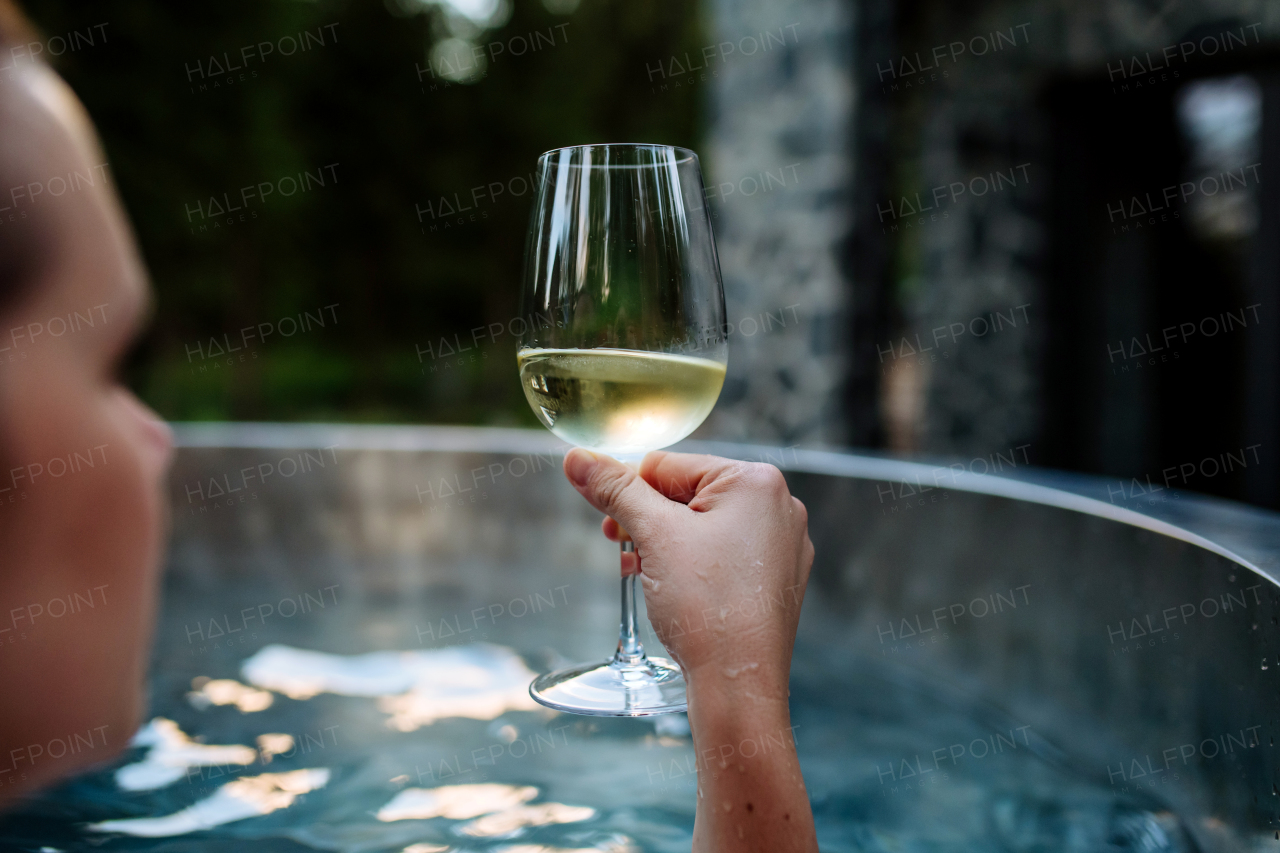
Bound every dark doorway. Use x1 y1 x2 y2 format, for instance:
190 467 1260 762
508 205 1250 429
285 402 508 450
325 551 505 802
1040 46 1279 506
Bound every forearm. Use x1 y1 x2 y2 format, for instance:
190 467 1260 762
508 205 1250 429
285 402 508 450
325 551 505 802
686 679 818 853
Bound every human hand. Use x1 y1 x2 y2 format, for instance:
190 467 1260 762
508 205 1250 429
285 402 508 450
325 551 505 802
562 448 814 707
563 448 819 852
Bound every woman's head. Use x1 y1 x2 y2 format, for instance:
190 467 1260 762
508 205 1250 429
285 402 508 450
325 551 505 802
0 1 172 802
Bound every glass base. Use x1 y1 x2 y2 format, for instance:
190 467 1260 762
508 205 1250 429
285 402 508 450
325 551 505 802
530 656 687 716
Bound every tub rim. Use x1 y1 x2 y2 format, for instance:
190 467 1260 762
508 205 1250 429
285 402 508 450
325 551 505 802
170 422 1280 585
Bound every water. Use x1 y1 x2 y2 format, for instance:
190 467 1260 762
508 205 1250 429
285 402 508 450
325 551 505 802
0 633 1196 852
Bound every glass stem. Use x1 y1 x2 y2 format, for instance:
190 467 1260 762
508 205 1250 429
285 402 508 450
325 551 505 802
614 541 646 667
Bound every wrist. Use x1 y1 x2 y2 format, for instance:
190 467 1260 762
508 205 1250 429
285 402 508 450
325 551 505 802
683 653 791 706
683 662 816 853
686 689 797 785
685 668 793 737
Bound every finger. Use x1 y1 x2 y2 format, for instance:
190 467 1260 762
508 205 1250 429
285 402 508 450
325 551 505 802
620 549 641 577
601 517 631 542
638 450 751 505
564 449 672 542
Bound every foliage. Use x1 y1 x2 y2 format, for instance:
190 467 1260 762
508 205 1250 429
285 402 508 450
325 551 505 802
23 0 704 423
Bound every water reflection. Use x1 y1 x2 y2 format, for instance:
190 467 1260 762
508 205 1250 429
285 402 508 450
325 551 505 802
460 801 596 837
78 642 609 846
241 642 539 730
88 644 581 843
391 840 632 845
3 630 1209 850
377 783 538 821
495 845 637 853
257 732 296 759
187 676 274 712
88 768 331 837
114 718 257 792
377 782 595 840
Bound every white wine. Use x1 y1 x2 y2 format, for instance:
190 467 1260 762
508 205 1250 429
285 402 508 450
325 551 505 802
517 348 726 455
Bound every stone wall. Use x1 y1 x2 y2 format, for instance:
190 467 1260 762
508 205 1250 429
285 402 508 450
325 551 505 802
695 0 1280 461
696 0 857 447
879 0 1280 459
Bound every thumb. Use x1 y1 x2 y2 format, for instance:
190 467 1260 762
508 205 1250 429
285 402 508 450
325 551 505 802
563 449 672 542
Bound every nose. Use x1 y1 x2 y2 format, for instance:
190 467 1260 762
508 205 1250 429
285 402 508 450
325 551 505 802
118 389 174 465
139 407 175 459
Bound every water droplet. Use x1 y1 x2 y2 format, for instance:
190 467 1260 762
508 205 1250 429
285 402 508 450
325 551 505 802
1264 658 1270 671
722 662 759 679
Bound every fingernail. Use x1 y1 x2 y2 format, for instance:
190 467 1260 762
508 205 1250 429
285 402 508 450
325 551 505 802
565 449 599 487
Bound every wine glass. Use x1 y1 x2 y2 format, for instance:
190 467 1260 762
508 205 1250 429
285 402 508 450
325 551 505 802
517 143 728 716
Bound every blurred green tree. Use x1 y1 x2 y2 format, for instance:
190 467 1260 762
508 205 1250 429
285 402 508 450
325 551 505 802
22 0 704 423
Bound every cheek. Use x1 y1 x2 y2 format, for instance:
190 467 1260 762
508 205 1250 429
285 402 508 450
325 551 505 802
0 344 170 560
15 386 168 580
0 367 171 770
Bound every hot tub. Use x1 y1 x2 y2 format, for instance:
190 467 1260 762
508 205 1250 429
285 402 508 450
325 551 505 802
1 424 1275 851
